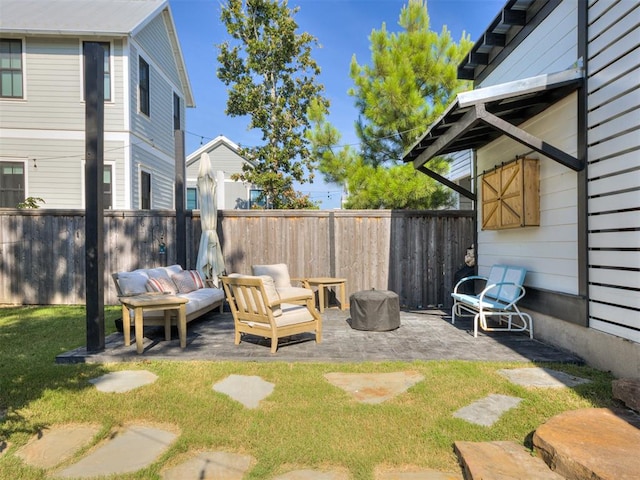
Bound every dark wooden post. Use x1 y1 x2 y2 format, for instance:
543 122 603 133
175 129 187 268
84 43 105 352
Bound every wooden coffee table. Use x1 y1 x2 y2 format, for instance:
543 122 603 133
304 277 347 313
119 293 189 354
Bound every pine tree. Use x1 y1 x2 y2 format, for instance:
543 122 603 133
308 0 472 209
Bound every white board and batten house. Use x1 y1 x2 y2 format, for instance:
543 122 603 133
0 0 193 210
405 0 640 379
186 135 258 210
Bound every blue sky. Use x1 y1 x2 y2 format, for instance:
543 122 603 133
169 0 506 208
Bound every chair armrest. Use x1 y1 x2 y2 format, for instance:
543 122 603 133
269 294 313 307
290 277 311 288
453 275 486 293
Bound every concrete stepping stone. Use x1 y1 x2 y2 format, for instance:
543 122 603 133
375 468 463 479
454 440 564 479
497 367 590 388
162 451 255 480
272 469 350 479
15 424 100 469
56 424 177 478
324 371 424 404
212 374 274 409
453 394 522 427
533 408 640 480
88 369 158 393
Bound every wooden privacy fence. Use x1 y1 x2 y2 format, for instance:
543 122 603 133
0 209 474 308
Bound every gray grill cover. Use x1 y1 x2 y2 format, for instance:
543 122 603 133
349 289 400 331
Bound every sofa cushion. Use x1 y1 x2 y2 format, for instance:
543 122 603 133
172 270 205 293
252 264 291 288
177 287 225 315
163 265 184 276
116 271 149 295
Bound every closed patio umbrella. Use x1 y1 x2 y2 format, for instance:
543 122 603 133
196 152 226 287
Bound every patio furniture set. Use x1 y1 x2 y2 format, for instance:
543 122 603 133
113 263 533 354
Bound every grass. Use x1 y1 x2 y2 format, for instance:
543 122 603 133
0 306 616 479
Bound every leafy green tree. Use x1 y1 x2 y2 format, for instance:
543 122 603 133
17 197 45 209
350 0 473 167
217 0 329 209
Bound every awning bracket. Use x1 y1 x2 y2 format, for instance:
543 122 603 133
416 165 476 201
476 104 584 171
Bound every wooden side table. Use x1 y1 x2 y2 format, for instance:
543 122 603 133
119 293 189 354
304 277 347 313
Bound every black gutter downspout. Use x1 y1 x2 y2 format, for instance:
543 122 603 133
577 0 589 326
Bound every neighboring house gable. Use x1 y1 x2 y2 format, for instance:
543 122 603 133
0 0 193 210
404 0 640 378
186 135 256 210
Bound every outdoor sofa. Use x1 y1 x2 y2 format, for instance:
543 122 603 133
112 264 225 324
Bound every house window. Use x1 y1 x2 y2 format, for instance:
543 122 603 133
186 187 198 210
173 92 180 130
140 170 151 209
103 164 112 209
139 57 150 116
0 161 25 207
83 42 111 101
250 189 267 209
0 39 23 98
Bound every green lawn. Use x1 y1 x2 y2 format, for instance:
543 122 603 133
0 306 615 479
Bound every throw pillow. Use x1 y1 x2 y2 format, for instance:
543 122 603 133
147 268 178 293
172 270 205 294
146 276 176 294
116 272 148 295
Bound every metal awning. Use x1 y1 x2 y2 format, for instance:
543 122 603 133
403 68 585 176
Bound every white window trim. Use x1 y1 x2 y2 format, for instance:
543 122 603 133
80 160 117 209
0 158 28 207
138 55 150 117
139 166 152 209
0 37 27 101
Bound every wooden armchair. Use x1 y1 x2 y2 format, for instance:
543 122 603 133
221 275 322 353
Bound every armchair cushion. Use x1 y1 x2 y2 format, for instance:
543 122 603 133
251 264 313 300
252 263 291 288
228 273 282 316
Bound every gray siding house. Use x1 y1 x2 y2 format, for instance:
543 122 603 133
186 136 257 210
0 0 193 209
405 0 639 378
